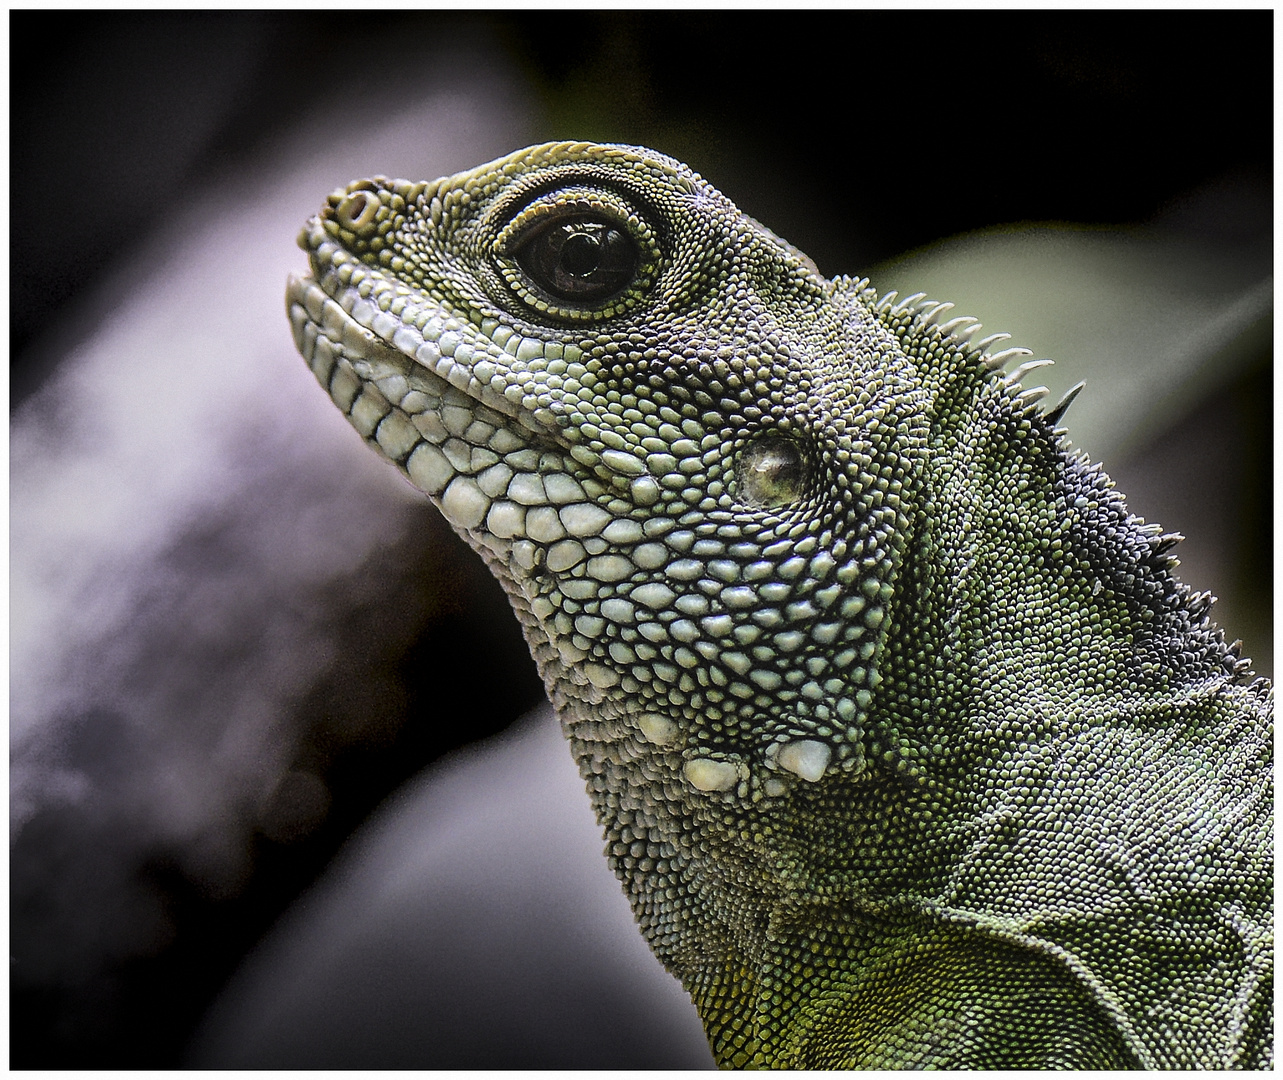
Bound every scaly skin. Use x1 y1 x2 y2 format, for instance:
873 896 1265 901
286 142 1272 1068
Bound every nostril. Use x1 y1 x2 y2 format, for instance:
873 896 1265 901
335 191 379 230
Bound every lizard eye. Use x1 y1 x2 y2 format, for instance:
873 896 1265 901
492 186 660 322
513 216 639 301
736 435 808 508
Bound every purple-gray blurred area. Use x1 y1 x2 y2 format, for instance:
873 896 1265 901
10 10 1270 1069
188 708 713 1068
13 12 698 1067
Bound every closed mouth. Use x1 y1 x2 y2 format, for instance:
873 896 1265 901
286 264 562 452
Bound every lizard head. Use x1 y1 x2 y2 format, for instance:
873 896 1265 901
287 141 933 812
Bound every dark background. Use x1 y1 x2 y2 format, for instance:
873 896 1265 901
10 10 1272 1067
13 11 1274 392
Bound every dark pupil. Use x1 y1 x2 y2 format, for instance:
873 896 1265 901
560 230 604 276
516 215 638 302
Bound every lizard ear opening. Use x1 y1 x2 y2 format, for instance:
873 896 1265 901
735 435 808 509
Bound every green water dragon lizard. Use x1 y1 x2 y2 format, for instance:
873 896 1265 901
286 142 1272 1068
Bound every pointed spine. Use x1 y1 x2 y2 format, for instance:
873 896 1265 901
1187 591 1215 620
916 301 956 328
1045 381 1086 427
983 346 1033 371
1015 385 1051 407
1004 358 1056 385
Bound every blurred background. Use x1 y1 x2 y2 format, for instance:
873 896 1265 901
10 10 1271 1068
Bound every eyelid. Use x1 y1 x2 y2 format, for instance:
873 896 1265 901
494 186 650 255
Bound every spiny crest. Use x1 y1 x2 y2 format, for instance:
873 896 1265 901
873 288 1079 429
871 286 1247 662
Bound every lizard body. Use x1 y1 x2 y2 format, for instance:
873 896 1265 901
287 142 1272 1068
